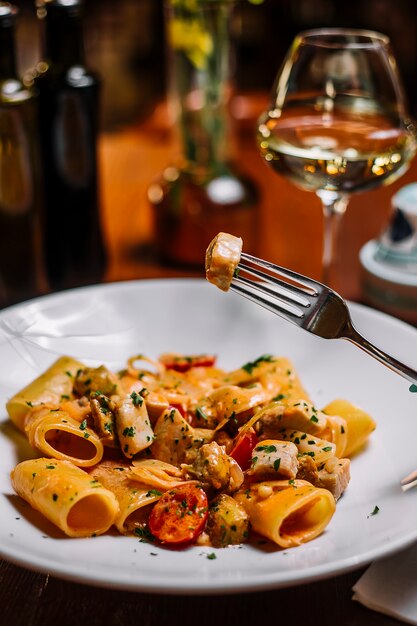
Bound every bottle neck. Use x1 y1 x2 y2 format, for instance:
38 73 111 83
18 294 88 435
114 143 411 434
0 23 17 79
42 7 85 69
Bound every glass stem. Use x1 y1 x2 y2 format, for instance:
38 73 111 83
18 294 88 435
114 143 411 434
317 190 349 286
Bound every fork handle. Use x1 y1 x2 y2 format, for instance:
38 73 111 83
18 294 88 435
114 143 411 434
345 324 417 385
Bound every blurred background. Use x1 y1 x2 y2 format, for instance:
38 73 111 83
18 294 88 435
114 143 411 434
2 0 417 319
14 0 417 132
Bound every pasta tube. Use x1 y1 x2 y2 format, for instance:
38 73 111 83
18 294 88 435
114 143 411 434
323 399 376 457
235 480 336 548
6 356 84 431
224 357 310 404
323 414 348 458
25 409 103 468
11 458 119 537
90 460 163 534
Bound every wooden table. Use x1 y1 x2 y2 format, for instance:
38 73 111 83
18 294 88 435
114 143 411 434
1 94 413 626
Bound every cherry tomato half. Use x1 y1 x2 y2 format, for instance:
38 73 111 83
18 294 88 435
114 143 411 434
230 430 259 471
160 353 216 373
148 484 208 544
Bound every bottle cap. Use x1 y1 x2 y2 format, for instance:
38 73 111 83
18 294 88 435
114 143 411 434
36 0 83 19
36 0 81 6
0 3 18 27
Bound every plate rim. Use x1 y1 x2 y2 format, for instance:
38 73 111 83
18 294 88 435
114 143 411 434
1 277 417 594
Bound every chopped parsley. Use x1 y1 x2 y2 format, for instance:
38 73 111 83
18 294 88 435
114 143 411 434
255 444 277 454
123 426 136 438
206 552 217 560
241 354 275 375
368 505 380 517
146 489 162 497
130 391 143 407
134 526 156 543
79 419 87 431
410 384 417 393
195 407 209 422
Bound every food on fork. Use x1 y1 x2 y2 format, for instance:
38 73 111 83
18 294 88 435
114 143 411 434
206 234 417 387
7 350 375 549
205 232 242 291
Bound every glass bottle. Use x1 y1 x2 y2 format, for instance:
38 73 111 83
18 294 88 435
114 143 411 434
0 3 43 307
35 0 106 291
148 0 259 268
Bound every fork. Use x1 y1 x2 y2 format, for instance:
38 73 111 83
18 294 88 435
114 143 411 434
231 252 417 386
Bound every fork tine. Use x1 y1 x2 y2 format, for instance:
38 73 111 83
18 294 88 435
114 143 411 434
240 253 321 295
231 277 306 321
238 261 312 308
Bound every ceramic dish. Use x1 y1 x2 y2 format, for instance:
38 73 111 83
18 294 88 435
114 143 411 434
1 278 417 594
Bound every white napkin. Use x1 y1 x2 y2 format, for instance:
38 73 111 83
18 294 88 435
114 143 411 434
353 543 417 625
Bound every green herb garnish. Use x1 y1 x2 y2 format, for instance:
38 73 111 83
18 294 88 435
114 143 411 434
241 354 275 375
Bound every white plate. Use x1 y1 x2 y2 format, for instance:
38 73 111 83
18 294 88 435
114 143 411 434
1 278 417 595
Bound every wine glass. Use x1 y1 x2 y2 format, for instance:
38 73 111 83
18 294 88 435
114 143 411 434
257 28 417 286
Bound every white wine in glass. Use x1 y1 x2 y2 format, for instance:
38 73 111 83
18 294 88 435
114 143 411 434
257 28 417 286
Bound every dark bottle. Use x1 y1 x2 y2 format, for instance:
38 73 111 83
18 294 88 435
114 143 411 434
35 0 106 291
0 3 43 307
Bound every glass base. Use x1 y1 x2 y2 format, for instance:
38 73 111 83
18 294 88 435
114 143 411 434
149 164 260 268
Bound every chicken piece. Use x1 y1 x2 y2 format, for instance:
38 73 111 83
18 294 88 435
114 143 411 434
278 429 336 467
249 439 298 480
115 392 154 459
257 400 327 441
205 232 242 292
151 408 213 466
296 453 319 484
73 365 120 398
194 383 268 429
281 400 327 435
90 392 116 446
144 391 170 424
206 493 250 547
317 457 350 501
185 442 232 490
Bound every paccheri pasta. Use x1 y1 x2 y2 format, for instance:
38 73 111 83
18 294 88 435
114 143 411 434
7 352 376 547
